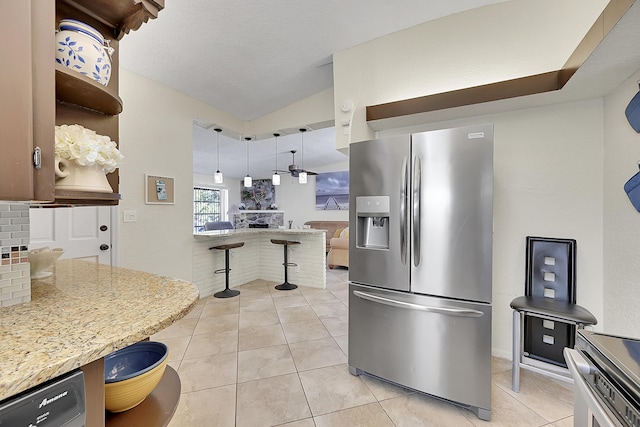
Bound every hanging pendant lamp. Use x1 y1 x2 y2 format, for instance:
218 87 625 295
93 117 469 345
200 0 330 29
244 136 253 188
298 128 308 184
272 133 281 186
213 128 223 184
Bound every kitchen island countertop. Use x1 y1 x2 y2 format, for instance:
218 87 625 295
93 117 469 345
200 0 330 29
0 259 199 401
192 228 327 295
193 228 324 237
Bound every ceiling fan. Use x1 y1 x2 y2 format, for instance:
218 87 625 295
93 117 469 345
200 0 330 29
273 129 318 181
274 150 318 177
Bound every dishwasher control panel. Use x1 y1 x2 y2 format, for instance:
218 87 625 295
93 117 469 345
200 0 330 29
0 369 85 426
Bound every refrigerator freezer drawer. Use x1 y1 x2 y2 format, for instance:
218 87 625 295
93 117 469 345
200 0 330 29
348 283 492 418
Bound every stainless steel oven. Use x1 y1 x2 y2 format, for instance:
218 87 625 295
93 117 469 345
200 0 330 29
564 330 640 427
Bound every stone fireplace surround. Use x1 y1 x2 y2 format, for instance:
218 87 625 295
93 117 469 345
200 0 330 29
232 210 284 229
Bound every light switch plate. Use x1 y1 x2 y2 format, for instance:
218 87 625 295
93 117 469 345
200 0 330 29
123 210 137 223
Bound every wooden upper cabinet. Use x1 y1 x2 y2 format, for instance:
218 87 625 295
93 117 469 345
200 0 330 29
0 2 35 201
58 0 165 40
33 1 57 202
0 1 55 202
0 0 162 204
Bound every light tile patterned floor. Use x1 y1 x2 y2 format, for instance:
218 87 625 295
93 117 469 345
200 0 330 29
153 267 575 426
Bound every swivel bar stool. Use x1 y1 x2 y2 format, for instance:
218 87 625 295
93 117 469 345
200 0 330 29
270 239 300 290
209 242 244 298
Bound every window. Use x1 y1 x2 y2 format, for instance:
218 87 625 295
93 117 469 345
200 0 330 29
193 187 223 232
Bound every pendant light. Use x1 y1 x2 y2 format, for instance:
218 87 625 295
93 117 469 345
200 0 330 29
213 128 223 184
244 136 252 188
272 133 281 186
298 128 307 184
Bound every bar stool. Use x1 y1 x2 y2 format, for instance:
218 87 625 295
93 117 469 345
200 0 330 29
209 242 244 298
270 239 300 290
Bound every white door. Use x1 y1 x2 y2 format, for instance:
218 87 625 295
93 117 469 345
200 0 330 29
30 206 114 264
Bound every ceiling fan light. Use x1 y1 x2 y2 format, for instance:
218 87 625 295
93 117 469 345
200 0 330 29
272 172 280 186
244 175 253 187
213 170 223 184
298 171 308 184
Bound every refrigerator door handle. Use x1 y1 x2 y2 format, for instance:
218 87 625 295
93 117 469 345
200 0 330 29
353 290 485 318
400 156 408 265
412 155 421 267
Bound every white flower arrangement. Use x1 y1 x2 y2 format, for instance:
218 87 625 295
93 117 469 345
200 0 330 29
54 124 123 173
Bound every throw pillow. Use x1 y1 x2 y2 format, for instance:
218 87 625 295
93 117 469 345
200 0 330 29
339 227 349 239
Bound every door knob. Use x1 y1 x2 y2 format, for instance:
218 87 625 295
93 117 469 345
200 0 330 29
100 244 110 251
100 225 108 231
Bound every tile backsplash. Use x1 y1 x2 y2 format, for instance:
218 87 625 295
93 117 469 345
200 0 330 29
0 203 30 307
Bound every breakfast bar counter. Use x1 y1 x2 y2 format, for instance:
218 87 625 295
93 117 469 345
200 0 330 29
0 259 199 424
193 228 327 296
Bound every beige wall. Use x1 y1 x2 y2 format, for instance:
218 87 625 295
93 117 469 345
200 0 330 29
378 99 605 358
118 69 338 282
246 88 334 136
118 68 241 281
603 68 640 338
332 0 607 148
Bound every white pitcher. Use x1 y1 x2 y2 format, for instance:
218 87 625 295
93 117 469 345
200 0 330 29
54 157 113 193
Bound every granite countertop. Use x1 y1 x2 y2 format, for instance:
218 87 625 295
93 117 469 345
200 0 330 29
194 228 325 237
0 259 199 401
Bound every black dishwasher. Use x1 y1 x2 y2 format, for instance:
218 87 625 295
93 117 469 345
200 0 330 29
0 369 85 426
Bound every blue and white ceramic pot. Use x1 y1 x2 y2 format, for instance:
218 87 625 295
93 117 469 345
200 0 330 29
55 19 114 86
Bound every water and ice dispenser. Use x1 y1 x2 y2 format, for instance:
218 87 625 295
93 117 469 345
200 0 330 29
356 196 390 250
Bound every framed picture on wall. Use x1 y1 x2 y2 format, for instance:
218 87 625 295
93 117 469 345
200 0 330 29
145 174 175 204
315 171 349 210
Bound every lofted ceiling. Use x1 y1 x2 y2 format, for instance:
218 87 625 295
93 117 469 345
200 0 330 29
119 0 640 179
119 0 509 121
119 0 511 179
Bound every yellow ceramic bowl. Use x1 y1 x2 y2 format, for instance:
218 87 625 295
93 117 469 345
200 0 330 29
104 342 169 413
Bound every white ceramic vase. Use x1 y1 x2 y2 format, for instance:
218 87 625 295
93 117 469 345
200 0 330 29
54 156 113 193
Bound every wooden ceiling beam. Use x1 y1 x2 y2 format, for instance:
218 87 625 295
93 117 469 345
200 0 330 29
366 0 635 123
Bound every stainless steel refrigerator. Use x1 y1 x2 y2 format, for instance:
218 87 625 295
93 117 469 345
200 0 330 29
348 124 493 420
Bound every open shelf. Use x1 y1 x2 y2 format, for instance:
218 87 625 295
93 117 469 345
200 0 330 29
106 365 181 427
54 188 121 205
55 64 123 115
